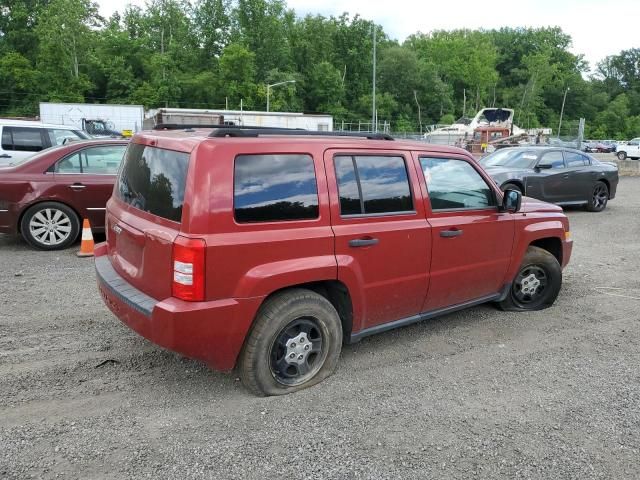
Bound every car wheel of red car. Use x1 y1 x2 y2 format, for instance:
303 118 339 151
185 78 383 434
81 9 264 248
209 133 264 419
20 202 80 250
499 246 562 311
239 288 343 396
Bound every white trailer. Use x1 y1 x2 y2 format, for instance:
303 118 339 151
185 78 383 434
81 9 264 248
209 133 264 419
144 108 333 131
39 103 144 136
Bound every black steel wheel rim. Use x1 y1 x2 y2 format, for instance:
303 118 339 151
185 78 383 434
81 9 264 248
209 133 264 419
592 185 608 209
513 265 548 305
269 317 325 386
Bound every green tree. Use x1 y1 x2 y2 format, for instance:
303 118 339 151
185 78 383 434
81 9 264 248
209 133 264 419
35 0 101 100
218 43 257 106
0 52 40 115
233 0 293 78
306 61 344 113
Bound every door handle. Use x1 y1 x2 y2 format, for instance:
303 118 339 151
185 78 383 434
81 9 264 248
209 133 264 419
0 154 11 158
563 173 570 179
69 183 86 190
440 229 463 238
349 238 379 247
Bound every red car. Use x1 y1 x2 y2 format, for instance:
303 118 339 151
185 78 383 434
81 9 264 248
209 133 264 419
0 139 128 249
96 127 572 396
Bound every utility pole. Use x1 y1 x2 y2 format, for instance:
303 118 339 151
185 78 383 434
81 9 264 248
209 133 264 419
372 26 377 133
463 88 466 118
414 90 422 134
558 86 570 138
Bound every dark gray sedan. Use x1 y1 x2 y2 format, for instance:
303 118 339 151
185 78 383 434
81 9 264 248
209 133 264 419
479 147 619 212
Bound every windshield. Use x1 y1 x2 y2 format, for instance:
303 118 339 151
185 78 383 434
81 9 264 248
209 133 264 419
480 149 538 169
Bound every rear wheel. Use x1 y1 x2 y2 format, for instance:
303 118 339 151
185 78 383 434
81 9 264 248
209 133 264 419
616 151 627 160
586 182 609 212
239 289 343 396
20 202 80 250
499 246 562 311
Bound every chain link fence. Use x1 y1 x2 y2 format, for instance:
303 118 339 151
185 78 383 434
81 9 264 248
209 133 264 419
335 118 587 154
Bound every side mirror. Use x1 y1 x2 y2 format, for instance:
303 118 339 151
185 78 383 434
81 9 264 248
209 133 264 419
502 189 522 213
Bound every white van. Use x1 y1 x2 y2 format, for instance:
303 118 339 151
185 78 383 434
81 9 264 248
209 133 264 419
616 138 640 160
0 120 90 166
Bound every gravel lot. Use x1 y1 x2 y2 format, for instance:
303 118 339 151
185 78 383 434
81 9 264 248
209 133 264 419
1 178 639 480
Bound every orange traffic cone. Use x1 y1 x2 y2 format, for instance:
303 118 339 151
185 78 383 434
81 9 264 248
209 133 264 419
77 219 95 257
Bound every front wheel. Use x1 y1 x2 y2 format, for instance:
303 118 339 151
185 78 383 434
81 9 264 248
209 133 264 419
499 246 562 311
586 182 609 212
239 289 343 396
616 151 627 160
20 202 80 250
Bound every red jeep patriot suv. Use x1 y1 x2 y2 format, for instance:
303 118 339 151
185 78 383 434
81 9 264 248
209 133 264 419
95 127 572 396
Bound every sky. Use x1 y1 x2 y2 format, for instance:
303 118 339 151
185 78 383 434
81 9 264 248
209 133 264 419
101 0 639 71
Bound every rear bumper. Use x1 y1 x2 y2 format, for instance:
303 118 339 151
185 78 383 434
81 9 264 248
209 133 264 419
95 243 263 371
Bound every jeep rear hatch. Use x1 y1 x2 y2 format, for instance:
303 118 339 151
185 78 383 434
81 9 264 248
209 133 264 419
106 143 191 300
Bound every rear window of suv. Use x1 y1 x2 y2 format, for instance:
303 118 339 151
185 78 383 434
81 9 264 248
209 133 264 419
234 154 319 223
116 143 190 223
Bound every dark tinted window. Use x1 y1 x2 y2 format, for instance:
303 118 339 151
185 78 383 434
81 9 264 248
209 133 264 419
1 127 44 152
116 144 190 223
2 128 12 150
234 154 319 223
334 155 413 215
421 157 496 210
334 156 362 215
538 151 565 169
564 151 589 167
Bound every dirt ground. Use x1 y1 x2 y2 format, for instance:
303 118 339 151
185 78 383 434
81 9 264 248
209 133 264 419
1 178 639 479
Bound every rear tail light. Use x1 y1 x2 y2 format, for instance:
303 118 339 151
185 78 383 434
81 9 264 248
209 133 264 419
172 236 206 301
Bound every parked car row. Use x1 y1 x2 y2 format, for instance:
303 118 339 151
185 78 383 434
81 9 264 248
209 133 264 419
0 130 620 252
3 124 625 396
582 140 616 153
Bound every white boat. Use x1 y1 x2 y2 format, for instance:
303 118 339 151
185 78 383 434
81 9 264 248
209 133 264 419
424 108 524 145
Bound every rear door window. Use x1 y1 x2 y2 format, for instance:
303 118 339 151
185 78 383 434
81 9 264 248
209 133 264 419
1 127 45 152
334 155 413 215
54 153 82 173
234 154 319 223
564 151 589 167
116 144 190 223
55 145 126 174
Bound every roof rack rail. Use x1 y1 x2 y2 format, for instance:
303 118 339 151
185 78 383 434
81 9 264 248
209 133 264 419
208 127 395 141
153 123 227 130
153 124 308 131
